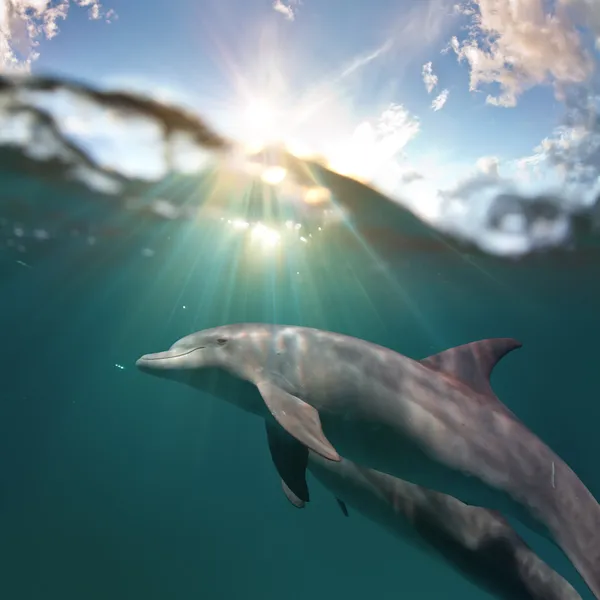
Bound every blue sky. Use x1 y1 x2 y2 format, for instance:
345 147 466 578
23 0 563 157
1 0 600 254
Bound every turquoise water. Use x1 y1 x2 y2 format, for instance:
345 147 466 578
1 151 599 599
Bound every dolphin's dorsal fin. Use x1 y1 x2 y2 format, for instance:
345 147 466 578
420 338 522 398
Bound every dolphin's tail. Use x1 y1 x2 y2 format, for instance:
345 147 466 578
542 458 600 599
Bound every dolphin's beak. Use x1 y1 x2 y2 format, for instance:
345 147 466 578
136 347 201 372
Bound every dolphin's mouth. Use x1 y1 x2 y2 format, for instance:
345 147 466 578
135 346 204 369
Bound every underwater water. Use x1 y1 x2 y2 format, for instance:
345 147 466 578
1 83 600 600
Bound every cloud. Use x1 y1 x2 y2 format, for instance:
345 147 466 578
273 0 297 21
399 169 424 184
431 89 449 110
422 61 438 93
564 0 600 47
339 40 393 79
476 156 500 177
0 0 115 73
526 87 600 201
436 174 574 255
326 103 421 187
449 0 598 107
329 84 598 255
419 86 600 254
422 61 449 110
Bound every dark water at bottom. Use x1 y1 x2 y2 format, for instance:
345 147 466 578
1 192 598 600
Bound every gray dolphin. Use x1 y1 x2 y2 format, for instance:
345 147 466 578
285 451 581 600
136 323 600 598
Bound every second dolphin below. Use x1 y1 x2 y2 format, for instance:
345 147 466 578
284 451 581 600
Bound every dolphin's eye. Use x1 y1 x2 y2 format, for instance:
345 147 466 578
216 338 228 346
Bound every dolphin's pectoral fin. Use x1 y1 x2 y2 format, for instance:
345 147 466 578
266 420 310 503
281 479 306 509
336 498 349 517
420 338 522 400
257 380 341 463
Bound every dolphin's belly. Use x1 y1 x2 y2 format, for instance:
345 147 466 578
318 410 552 542
320 414 494 505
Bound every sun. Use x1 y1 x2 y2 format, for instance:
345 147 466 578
243 98 273 130
226 88 426 212
238 96 287 153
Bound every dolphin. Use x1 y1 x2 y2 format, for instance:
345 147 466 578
136 323 600 598
283 451 581 600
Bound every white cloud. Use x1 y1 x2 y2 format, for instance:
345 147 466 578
338 40 392 79
326 103 421 188
436 173 574 255
563 0 600 48
476 156 500 177
418 87 600 254
525 89 600 202
431 88 449 110
273 0 297 21
399 169 424 184
422 61 438 93
450 0 597 107
320 85 599 255
0 0 115 73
